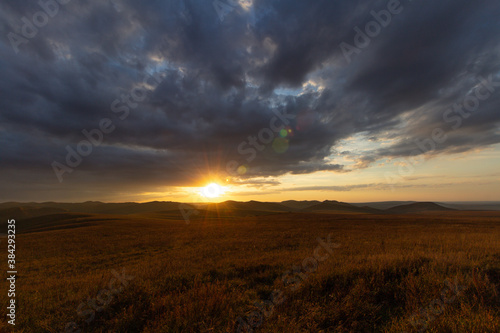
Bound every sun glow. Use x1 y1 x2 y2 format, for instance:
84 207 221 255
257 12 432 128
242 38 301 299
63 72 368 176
200 183 225 199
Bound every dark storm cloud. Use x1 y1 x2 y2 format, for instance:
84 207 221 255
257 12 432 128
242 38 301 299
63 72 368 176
1 0 500 200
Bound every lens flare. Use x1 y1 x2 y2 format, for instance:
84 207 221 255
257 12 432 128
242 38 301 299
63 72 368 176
272 137 289 154
237 165 248 175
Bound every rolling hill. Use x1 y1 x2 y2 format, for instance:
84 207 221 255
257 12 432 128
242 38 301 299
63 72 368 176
0 206 68 221
2 200 499 230
351 201 417 210
0 201 190 216
302 200 382 214
386 202 456 214
280 200 321 210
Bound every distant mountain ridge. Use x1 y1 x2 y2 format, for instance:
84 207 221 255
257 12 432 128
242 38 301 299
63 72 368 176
0 206 68 220
0 201 189 216
301 200 380 214
1 200 498 223
386 202 456 214
351 201 417 210
281 200 321 209
204 200 294 212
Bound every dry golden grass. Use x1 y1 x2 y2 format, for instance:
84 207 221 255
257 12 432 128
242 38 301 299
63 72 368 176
1 211 499 332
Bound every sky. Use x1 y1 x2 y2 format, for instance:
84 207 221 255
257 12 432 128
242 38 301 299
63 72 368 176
0 0 500 203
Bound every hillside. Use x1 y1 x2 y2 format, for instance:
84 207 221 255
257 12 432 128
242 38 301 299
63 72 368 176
438 202 500 211
202 200 294 214
0 201 190 216
1 210 499 332
280 200 321 210
351 201 417 210
2 201 499 228
302 200 382 214
386 202 456 214
0 206 68 221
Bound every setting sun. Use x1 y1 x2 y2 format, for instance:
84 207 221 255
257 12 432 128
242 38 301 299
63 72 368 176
200 183 225 199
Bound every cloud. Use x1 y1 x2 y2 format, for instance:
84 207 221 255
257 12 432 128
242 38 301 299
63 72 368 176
1 0 500 200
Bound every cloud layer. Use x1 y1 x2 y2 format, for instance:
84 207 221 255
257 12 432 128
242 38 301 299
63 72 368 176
1 0 499 200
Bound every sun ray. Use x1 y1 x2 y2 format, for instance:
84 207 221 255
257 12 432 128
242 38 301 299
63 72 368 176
200 183 225 199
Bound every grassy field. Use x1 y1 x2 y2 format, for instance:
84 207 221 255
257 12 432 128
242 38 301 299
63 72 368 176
1 210 499 332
